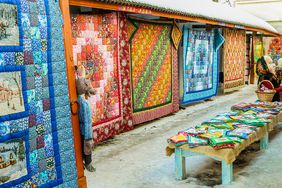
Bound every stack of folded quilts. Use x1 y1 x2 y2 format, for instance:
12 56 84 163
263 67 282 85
243 113 271 123
181 127 207 136
231 102 252 112
181 128 209 148
209 137 235 149
201 115 236 129
251 101 278 108
167 133 187 147
167 101 281 150
187 135 209 148
233 123 257 130
226 127 255 139
264 108 280 115
229 115 267 127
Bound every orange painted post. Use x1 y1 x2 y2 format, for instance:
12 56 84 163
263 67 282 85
59 1 87 187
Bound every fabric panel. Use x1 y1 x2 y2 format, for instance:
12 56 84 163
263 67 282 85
222 28 246 92
181 27 223 104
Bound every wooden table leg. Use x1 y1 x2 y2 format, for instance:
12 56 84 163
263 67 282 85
175 147 186 180
260 133 269 150
222 160 233 185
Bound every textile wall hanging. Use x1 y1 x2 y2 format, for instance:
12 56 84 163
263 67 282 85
245 35 251 84
267 37 282 64
129 18 179 125
181 27 224 104
0 0 77 187
254 36 264 63
222 28 246 93
71 12 133 144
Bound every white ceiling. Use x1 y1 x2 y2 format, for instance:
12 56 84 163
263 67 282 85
235 1 282 21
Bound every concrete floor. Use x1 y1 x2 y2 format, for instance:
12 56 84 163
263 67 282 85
85 85 282 188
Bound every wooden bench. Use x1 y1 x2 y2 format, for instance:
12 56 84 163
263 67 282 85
166 113 282 185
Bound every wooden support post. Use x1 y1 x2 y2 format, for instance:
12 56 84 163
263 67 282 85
175 148 186 180
250 33 255 84
60 1 87 187
222 161 233 185
260 133 269 150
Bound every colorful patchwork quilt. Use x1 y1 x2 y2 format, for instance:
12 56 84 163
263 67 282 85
181 27 224 104
267 37 282 64
130 20 173 112
222 29 246 92
71 13 133 143
0 0 77 187
254 36 264 63
128 19 179 125
71 13 121 126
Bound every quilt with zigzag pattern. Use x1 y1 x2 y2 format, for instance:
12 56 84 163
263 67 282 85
130 21 172 113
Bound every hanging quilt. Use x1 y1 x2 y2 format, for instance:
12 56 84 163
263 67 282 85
71 13 121 126
181 27 224 104
245 35 251 84
254 35 264 63
222 28 246 93
129 19 179 125
71 13 133 144
267 37 282 64
0 0 77 187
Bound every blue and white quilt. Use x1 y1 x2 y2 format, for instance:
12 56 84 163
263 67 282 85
181 26 224 104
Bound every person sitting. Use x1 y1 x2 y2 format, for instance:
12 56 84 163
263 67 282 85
275 58 282 83
261 71 282 102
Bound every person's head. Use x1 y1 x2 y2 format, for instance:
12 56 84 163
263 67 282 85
268 63 276 75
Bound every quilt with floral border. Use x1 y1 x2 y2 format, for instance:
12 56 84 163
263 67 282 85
129 19 179 125
71 12 133 144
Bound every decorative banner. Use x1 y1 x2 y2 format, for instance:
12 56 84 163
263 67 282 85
222 28 246 93
72 13 133 143
129 19 179 125
181 27 223 104
171 22 182 50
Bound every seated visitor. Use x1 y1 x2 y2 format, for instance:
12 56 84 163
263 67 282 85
256 55 273 83
261 70 282 102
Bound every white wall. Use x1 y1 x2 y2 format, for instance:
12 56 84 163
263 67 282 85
235 0 282 33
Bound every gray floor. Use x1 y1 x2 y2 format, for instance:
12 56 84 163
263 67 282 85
85 85 282 188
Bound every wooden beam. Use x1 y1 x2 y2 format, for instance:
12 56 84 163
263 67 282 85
69 0 280 37
60 1 87 188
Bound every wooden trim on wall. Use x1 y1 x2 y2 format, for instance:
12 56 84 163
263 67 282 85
69 0 279 37
60 0 87 188
250 33 256 84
